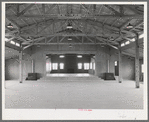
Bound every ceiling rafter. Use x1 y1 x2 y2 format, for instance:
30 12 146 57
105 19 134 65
6 4 15 11
33 43 106 45
83 19 120 33
17 4 34 17
81 4 93 14
22 4 37 24
35 4 45 22
36 20 57 35
129 21 143 31
46 4 57 14
47 36 56 43
55 20 68 32
20 19 62 31
42 4 45 14
73 20 119 44
124 5 143 15
79 4 82 14
98 5 103 15
72 20 94 43
74 36 82 43
104 5 121 15
119 5 124 15
57 4 60 14
85 36 94 43
5 3 144 55
96 36 118 49
59 36 66 42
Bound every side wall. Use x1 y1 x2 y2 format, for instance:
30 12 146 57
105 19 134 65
108 47 135 80
5 58 19 80
5 54 32 80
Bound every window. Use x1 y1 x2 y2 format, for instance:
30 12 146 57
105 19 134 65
52 63 58 70
10 41 15 45
77 55 82 58
125 41 130 45
139 33 144 39
90 62 92 69
115 61 117 66
130 38 135 42
16 43 19 47
78 63 82 69
84 63 89 70
60 63 64 69
121 43 125 47
59 55 65 58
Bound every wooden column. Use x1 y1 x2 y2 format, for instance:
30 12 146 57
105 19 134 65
19 47 23 83
107 60 109 73
118 44 122 83
31 59 34 73
135 34 140 88
44 53 47 78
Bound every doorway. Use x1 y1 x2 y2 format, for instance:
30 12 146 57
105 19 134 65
115 61 119 76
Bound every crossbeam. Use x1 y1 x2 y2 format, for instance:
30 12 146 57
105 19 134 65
6 14 143 20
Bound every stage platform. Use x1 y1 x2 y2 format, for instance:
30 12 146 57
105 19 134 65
39 73 103 81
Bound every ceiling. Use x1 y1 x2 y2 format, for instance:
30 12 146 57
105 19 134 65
5 3 144 58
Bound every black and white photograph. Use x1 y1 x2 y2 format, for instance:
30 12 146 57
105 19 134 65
2 1 148 120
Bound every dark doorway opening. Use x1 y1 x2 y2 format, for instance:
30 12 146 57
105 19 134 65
115 61 119 76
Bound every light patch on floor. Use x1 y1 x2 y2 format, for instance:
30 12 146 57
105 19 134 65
5 79 143 109
46 73 91 77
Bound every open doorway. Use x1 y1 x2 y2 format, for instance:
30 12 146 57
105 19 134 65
115 61 119 76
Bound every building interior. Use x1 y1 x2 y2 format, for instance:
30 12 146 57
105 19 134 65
4 3 145 109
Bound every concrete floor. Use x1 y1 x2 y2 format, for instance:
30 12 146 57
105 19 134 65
5 74 143 109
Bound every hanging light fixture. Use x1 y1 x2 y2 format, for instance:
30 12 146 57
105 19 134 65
68 37 72 40
110 36 114 40
127 23 133 28
67 21 72 29
27 37 31 40
7 23 13 28
69 43 72 48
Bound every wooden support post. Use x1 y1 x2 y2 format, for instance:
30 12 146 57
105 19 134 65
135 34 140 88
31 59 34 73
107 60 109 73
19 47 23 83
118 44 122 83
44 54 47 78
